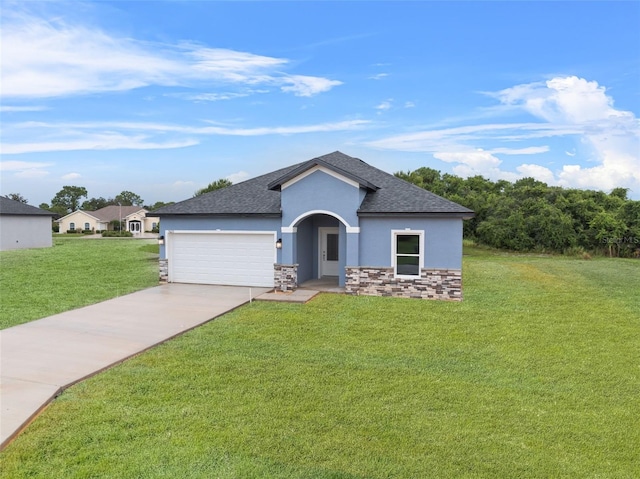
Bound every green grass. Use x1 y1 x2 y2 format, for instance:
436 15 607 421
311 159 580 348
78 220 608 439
1 246 639 477
0 237 159 329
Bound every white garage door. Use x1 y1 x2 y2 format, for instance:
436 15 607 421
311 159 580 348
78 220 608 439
169 231 275 287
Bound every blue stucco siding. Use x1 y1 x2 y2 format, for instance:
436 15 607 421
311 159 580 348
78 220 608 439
359 217 463 270
295 219 314 283
281 170 362 228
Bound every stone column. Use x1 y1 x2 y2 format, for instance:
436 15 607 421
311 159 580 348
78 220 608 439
274 264 298 292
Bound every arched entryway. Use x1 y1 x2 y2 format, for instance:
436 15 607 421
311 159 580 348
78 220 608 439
294 213 342 286
277 210 359 291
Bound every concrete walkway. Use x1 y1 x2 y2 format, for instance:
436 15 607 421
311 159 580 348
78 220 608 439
0 284 269 450
256 288 320 303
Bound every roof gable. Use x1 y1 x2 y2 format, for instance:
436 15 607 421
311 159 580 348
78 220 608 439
57 210 100 222
268 157 379 192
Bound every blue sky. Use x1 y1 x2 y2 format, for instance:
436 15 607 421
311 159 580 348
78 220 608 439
1 1 639 206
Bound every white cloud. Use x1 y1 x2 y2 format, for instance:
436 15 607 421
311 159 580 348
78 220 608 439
197 119 370 136
280 75 343 97
375 99 393 111
369 73 389 80
188 46 288 81
516 164 557 184
2 134 199 155
433 148 520 182
368 76 639 193
434 149 501 169
62 172 81 180
0 105 48 112
494 76 633 124
2 160 52 180
177 92 252 102
226 171 250 184
404 101 416 108
494 76 640 191
3 119 371 154
0 7 341 99
14 169 49 179
367 122 580 152
0 160 52 171
489 146 549 155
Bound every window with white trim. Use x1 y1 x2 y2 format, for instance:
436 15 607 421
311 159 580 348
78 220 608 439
84 222 90 230
69 222 75 231
393 230 423 277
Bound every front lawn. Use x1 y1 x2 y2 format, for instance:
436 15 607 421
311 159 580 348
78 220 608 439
0 237 158 329
1 248 638 477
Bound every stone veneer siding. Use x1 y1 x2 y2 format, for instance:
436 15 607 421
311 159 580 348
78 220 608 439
159 258 168 283
345 267 462 301
274 264 298 292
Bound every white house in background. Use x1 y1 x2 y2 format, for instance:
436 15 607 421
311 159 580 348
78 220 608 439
0 197 56 251
57 205 159 234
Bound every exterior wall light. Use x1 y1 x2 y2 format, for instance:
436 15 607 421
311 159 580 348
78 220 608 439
276 238 282 249
158 235 165 245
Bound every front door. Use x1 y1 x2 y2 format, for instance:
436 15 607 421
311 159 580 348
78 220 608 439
129 221 141 233
319 227 339 277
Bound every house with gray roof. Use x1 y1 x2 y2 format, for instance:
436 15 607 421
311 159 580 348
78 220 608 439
0 197 56 251
154 151 474 300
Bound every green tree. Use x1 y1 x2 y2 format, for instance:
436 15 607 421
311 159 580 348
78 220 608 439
109 219 124 231
610 187 629 201
82 197 114 210
616 200 640 257
146 201 175 211
6 193 28 203
114 191 144 206
395 167 443 194
51 186 88 214
194 179 232 197
393 165 639 256
38 202 66 216
590 211 626 257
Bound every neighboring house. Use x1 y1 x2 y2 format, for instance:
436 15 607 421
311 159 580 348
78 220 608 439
57 205 159 234
0 197 56 251
154 151 474 300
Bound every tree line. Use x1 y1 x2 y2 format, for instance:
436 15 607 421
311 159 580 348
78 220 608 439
5 187 174 216
7 179 233 217
395 168 640 258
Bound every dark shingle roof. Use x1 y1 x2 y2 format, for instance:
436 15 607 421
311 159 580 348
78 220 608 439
0 197 56 216
154 152 474 217
153 164 295 216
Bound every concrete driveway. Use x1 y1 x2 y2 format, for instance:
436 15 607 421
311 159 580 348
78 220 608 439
0 284 269 449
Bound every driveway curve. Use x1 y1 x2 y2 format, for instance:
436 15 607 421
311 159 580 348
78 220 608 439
0 284 269 449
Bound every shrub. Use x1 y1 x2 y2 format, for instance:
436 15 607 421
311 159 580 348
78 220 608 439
101 231 133 238
66 229 81 234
